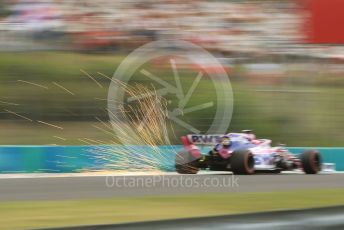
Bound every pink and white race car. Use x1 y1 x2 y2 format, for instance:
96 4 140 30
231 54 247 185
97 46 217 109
175 130 321 175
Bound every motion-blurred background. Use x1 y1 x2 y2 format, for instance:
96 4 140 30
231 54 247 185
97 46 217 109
0 0 343 146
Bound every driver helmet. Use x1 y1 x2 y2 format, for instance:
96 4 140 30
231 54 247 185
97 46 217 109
221 135 231 148
242 129 256 141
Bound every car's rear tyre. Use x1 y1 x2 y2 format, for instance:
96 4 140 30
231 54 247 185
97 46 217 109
301 150 321 174
175 150 199 174
231 149 255 175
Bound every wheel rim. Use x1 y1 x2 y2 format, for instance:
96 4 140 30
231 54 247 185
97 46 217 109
244 153 255 173
312 153 320 171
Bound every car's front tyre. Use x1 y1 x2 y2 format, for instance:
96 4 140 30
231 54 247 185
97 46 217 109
301 150 321 174
231 149 255 175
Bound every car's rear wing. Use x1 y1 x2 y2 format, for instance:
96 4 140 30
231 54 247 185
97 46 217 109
184 134 223 145
180 135 222 158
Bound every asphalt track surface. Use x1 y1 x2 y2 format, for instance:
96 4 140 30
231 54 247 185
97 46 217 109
0 172 344 201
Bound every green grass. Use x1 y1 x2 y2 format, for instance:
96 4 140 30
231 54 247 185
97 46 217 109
1 188 344 230
0 51 343 146
0 120 115 145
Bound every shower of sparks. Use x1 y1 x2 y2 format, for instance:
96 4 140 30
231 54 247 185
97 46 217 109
4 109 33 121
17 80 49 89
80 138 108 145
80 69 103 88
0 100 19 106
94 97 119 104
86 77 178 172
97 72 115 83
92 124 117 138
37 120 64 130
94 116 113 131
53 136 67 141
78 138 94 145
52 82 75 95
112 81 171 145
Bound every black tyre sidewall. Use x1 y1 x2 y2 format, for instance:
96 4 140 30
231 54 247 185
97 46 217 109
231 149 255 175
301 150 321 174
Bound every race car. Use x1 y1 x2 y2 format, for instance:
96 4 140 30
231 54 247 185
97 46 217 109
175 131 322 175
